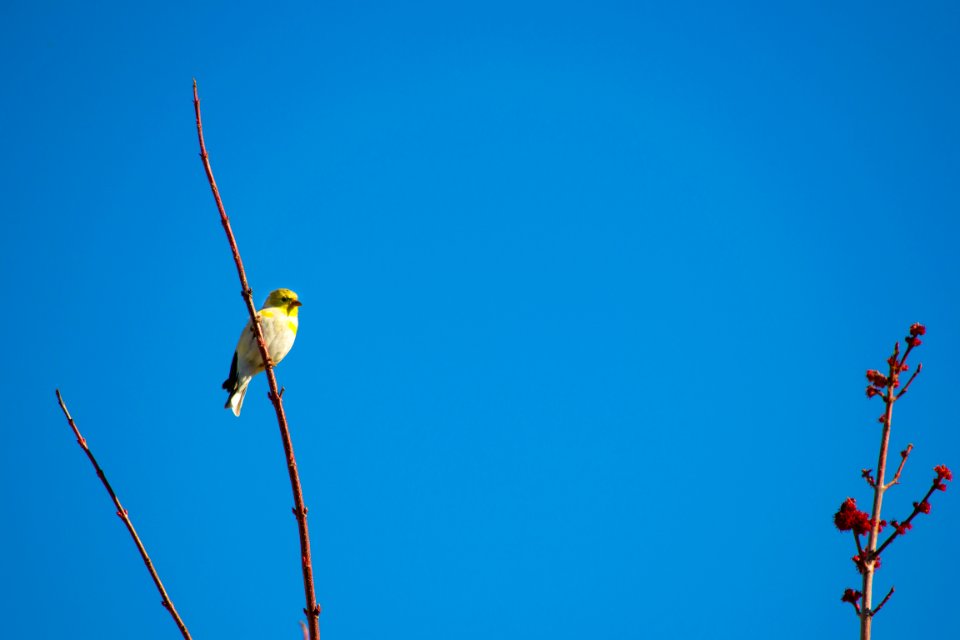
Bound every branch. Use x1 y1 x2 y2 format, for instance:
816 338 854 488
55 390 193 640
193 80 321 640
859 354 898 640
871 586 895 617
874 482 939 557
896 363 922 399
883 444 913 491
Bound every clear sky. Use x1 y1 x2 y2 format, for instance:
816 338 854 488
1 1 958 638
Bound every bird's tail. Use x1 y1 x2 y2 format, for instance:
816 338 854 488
222 352 250 417
225 377 251 417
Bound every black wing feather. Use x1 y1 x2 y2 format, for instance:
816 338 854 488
222 351 239 390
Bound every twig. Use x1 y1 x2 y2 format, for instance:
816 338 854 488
874 482 938 557
883 444 913 490
897 342 913 369
55 390 193 640
871 586 895 617
193 80 321 640
859 365 897 640
896 363 922 399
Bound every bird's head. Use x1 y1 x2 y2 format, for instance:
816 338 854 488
265 288 302 315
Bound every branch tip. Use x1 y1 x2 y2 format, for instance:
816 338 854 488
872 586 895 616
55 391 192 639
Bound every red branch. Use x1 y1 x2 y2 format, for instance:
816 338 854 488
193 80 321 640
871 586 895 616
883 444 913 490
851 325 933 640
897 364 923 399
860 375 895 638
55 390 193 640
874 482 939 557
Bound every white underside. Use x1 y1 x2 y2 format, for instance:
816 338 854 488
227 312 297 416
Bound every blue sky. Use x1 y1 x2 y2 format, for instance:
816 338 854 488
1 1 958 638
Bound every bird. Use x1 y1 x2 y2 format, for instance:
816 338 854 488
222 288 302 416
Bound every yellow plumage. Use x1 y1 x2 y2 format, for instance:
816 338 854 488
222 288 301 416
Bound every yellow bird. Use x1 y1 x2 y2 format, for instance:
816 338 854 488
222 288 302 416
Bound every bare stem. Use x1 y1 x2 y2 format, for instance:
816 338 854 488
193 80 321 640
896 363 922 399
872 586 895 617
897 342 913 369
55 390 193 640
874 482 939 557
860 370 897 638
883 444 913 490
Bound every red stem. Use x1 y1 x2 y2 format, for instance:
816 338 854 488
896 364 923 399
883 444 913 490
860 359 899 639
872 586 895 616
193 80 321 640
55 390 193 640
874 482 939 557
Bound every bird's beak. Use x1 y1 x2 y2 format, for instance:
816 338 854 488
291 300 302 308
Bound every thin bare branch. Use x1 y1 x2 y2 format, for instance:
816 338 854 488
55 390 193 640
896 363 922 399
859 359 897 640
193 80 321 640
874 482 939 557
871 586 895 617
883 444 913 490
